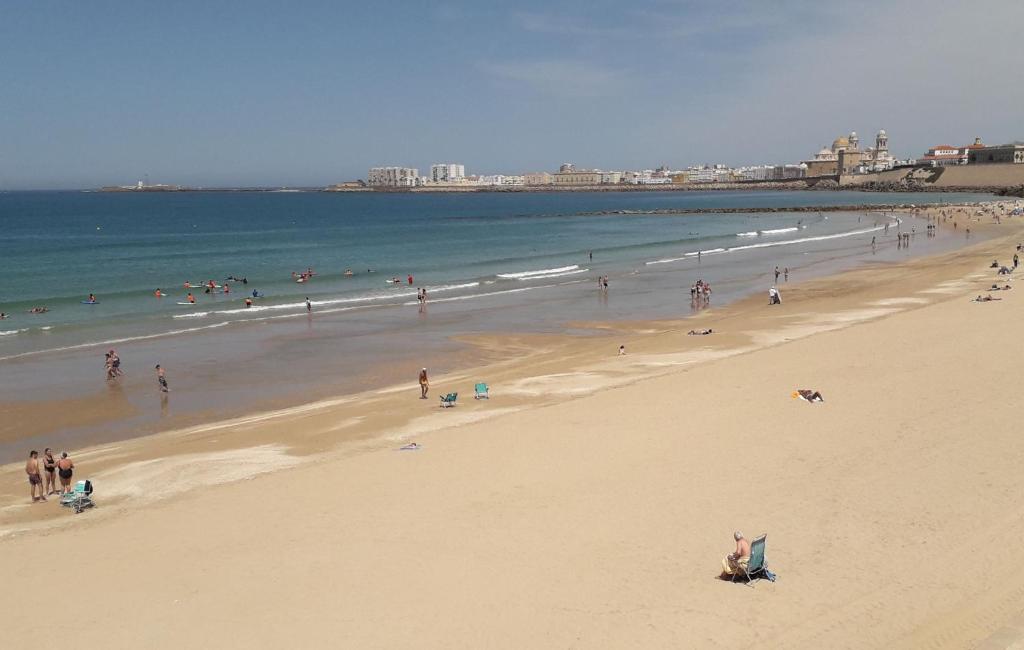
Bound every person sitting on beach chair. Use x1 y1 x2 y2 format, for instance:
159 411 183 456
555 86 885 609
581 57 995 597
793 389 824 402
721 531 751 579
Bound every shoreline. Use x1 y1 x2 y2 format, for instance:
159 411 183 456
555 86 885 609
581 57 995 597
2 200 1024 646
1 200 1019 530
0 205 980 464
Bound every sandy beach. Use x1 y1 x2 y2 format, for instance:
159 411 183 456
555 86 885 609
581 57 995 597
2 201 1024 648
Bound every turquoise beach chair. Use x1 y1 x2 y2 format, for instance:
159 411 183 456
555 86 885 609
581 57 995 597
440 392 457 408
59 480 94 514
474 383 489 399
733 534 770 586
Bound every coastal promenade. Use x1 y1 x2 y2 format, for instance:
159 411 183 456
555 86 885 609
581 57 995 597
2 205 1023 647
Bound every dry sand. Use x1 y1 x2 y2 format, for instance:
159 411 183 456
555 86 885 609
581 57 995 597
2 202 1024 648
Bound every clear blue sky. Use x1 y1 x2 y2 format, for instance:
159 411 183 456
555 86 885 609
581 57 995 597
2 1 1022 189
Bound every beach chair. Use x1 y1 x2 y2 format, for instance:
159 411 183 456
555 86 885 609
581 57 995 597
440 392 457 408
733 534 770 586
59 480 94 514
474 383 489 399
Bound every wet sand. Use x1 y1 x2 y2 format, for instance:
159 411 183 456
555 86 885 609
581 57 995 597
0 208 981 464
1 201 1023 647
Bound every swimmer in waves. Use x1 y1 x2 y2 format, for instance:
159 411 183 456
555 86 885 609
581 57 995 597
344 269 354 277
388 277 402 284
28 306 49 314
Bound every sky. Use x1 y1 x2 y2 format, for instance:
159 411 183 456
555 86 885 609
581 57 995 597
1 0 1022 189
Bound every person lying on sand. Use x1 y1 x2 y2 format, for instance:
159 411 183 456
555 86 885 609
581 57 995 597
793 389 824 402
989 284 1012 291
720 531 751 579
973 295 1002 302
688 329 713 335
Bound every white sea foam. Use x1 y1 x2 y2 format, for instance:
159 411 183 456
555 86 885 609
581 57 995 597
646 223 886 266
761 227 799 235
514 268 589 280
737 231 759 237
646 248 726 266
0 328 28 336
0 322 230 362
497 265 578 279
173 282 481 319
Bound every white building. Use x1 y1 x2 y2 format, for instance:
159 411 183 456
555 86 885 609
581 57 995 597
600 171 622 184
430 163 466 183
367 167 419 188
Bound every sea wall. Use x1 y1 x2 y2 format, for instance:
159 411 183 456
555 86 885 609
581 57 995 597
839 164 1024 193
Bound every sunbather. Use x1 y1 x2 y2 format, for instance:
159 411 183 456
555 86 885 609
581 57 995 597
720 531 751 579
688 328 713 335
974 294 1002 302
794 389 824 402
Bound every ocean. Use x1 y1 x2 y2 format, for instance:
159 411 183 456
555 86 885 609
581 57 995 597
0 189 994 460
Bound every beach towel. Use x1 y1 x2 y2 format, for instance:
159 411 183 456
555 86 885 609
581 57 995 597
722 555 749 576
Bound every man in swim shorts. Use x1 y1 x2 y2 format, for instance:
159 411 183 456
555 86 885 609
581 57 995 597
156 364 169 392
26 451 44 502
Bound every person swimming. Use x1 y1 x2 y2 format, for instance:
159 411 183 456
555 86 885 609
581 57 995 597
154 288 163 297
87 293 96 303
187 292 195 304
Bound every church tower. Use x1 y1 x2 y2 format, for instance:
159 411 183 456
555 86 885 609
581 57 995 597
849 131 859 150
876 130 888 152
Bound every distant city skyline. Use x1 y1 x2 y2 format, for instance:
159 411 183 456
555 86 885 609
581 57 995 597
2 1 1023 190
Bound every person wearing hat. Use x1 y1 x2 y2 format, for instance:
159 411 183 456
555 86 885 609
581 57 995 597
418 368 429 399
721 531 751 578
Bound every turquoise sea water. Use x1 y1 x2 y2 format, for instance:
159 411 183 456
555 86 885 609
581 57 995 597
0 189 994 460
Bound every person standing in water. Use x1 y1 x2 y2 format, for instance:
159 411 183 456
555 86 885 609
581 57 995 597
419 368 429 399
155 364 169 392
305 297 312 313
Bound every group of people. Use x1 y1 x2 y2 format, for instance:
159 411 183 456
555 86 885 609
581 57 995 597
597 276 609 290
689 279 712 306
417 287 429 306
773 266 789 283
25 448 75 502
104 349 122 380
292 268 316 283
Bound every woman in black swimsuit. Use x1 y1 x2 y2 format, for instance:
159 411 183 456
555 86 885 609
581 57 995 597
57 452 74 494
43 448 57 496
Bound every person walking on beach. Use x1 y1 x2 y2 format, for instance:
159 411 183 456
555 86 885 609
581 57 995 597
155 364 169 392
56 452 74 494
784 267 789 282
26 451 45 502
774 266 780 283
419 368 429 399
43 448 57 496
306 297 312 313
